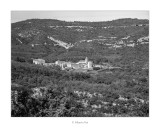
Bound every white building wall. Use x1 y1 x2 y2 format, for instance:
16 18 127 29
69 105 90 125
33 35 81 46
88 61 93 69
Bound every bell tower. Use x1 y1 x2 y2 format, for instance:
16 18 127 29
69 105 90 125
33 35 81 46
85 57 88 64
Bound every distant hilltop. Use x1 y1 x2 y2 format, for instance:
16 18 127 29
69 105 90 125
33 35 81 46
11 18 149 64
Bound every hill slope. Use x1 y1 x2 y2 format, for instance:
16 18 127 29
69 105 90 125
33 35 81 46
11 18 149 64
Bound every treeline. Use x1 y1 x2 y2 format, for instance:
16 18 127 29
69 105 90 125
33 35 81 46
12 18 149 29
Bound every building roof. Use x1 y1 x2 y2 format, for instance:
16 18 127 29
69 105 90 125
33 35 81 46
33 59 45 62
33 59 45 61
77 60 86 64
43 63 55 66
56 60 66 64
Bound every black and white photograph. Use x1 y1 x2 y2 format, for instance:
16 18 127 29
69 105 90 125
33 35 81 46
2 0 160 127
11 10 149 117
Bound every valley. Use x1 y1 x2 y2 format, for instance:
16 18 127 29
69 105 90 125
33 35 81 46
11 18 149 117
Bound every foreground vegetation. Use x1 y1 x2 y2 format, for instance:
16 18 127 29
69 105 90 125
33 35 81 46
11 60 149 117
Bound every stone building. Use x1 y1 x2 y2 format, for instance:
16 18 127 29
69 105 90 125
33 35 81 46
55 57 93 70
33 59 45 65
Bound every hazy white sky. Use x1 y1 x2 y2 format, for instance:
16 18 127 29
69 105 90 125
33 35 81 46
11 10 149 23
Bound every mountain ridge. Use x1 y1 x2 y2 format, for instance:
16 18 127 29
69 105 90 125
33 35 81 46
11 18 149 64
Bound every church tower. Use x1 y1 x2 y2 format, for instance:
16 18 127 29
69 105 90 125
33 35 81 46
85 57 88 64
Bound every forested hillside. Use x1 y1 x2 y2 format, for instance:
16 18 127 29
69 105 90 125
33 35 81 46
11 18 149 63
11 60 149 117
11 18 149 117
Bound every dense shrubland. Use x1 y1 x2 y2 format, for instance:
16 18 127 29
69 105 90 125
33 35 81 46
11 60 149 117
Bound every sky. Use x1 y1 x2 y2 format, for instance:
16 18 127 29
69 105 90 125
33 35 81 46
11 10 149 23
